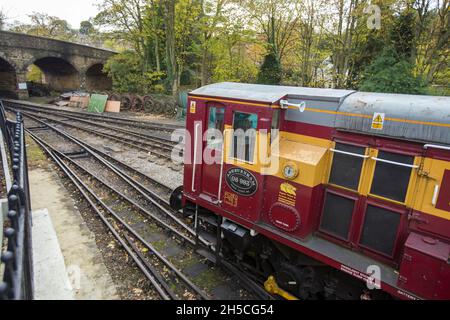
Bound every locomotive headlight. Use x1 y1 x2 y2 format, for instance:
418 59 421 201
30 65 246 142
282 163 298 180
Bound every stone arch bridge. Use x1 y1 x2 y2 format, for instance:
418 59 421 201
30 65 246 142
0 30 116 98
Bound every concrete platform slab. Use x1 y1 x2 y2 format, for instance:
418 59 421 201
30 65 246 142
32 208 74 300
29 168 119 300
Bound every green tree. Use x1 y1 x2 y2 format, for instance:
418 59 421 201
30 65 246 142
239 0 301 63
390 9 415 59
163 0 178 95
10 12 76 41
103 51 164 94
198 0 230 86
79 21 95 36
257 48 282 84
0 8 7 30
410 0 449 87
359 47 425 94
95 0 150 68
26 65 43 83
210 17 260 83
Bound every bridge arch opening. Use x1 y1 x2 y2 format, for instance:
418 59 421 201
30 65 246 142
85 63 112 92
0 57 18 98
32 57 80 92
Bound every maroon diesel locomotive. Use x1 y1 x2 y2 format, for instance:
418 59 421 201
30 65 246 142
171 82 450 300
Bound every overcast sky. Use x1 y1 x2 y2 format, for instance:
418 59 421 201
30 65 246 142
0 0 99 28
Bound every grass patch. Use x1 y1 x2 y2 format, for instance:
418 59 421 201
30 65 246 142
193 268 225 289
173 252 197 269
25 134 48 168
25 96 55 104
151 239 167 251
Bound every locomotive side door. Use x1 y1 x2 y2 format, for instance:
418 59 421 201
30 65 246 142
219 105 274 222
200 104 225 201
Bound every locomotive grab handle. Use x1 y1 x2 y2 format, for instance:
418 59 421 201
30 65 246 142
370 157 419 168
423 144 450 151
192 122 201 192
216 129 227 205
432 184 439 206
329 148 370 159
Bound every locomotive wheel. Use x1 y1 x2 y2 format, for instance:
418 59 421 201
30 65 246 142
276 263 302 296
143 95 155 113
169 186 184 211
120 95 132 111
275 263 321 300
165 104 176 116
132 96 144 112
155 101 164 114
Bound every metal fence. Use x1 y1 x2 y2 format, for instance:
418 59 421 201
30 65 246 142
0 100 33 300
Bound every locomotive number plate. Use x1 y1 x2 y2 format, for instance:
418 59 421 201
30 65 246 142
225 168 258 196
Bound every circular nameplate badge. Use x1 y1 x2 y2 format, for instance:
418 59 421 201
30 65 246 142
225 167 258 196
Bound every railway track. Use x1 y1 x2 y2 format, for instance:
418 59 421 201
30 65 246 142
5 108 183 171
3 100 183 133
16 109 271 300
6 102 177 143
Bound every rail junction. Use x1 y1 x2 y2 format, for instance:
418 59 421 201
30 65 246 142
0 99 273 300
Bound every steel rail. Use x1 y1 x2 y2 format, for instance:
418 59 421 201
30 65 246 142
220 260 275 300
28 131 208 300
21 111 174 196
58 133 174 199
64 154 196 244
122 234 178 299
20 112 204 245
22 117 196 245
41 109 177 145
4 100 183 132
28 133 173 300
16 110 175 160
13 106 177 150
14 103 272 300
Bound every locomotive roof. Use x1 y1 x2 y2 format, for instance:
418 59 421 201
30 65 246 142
189 82 355 103
190 82 450 145
337 92 450 145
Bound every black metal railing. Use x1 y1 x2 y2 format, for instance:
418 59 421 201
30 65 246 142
0 100 33 300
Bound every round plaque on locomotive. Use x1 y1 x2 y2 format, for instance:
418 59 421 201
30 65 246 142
225 167 258 196
269 202 301 232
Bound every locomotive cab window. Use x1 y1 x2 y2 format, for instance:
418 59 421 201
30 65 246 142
370 151 416 202
206 106 225 150
329 143 367 190
231 112 258 162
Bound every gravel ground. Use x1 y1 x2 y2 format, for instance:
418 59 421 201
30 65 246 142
61 176 160 300
28 125 253 300
26 136 160 300
58 125 184 190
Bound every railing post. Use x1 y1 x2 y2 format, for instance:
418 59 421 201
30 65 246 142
0 101 34 300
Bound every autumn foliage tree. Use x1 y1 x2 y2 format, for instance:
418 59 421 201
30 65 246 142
7 1 448 96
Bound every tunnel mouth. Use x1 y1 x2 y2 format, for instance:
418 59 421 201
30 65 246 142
32 57 80 92
0 57 18 98
85 63 112 92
